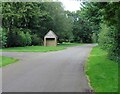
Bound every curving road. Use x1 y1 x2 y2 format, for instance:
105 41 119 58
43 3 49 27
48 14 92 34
2 44 95 92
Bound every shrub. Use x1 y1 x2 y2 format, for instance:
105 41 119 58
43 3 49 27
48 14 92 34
98 23 119 62
7 28 28 47
18 31 27 46
0 28 7 48
25 32 32 46
98 24 116 51
92 33 98 43
7 28 19 47
31 34 43 45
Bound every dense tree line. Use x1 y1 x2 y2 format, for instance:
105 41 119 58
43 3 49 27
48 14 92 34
1 2 74 47
2 1 119 63
81 2 120 62
1 1 95 48
98 2 120 62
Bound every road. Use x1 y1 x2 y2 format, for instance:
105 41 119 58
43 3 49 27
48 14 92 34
2 44 95 92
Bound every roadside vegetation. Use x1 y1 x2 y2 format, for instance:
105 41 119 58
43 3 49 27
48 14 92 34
0 56 18 67
1 2 119 62
86 46 118 92
82 2 119 92
1 2 94 49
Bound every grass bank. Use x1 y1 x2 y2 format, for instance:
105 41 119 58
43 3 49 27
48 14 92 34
0 43 82 52
85 46 118 92
0 56 18 67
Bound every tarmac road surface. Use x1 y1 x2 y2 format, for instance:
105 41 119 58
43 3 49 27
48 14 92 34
2 44 95 92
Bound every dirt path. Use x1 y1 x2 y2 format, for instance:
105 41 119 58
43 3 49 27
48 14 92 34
2 44 95 92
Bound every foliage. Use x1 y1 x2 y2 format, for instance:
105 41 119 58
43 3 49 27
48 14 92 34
96 2 120 62
70 11 93 43
86 46 118 92
98 24 116 50
82 2 120 62
39 2 74 41
92 33 98 43
25 32 32 46
2 2 96 47
18 31 27 46
31 34 43 45
2 2 74 47
7 28 32 47
70 2 103 43
2 1 119 63
79 2 102 42
0 28 7 48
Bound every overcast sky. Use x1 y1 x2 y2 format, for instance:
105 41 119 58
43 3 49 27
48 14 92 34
58 0 81 12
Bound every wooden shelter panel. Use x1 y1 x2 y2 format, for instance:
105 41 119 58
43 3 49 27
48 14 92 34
46 38 56 46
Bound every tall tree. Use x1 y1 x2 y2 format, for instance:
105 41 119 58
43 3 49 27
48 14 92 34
2 2 74 46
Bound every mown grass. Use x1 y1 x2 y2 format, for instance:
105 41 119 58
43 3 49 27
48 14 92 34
0 43 82 52
0 56 18 67
58 42 82 47
85 46 118 92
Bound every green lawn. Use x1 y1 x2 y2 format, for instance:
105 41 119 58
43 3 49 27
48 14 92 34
0 56 18 67
85 46 118 92
58 42 82 47
0 43 82 52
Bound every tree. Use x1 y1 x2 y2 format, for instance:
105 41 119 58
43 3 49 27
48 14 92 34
2 2 74 46
96 2 120 62
71 11 93 43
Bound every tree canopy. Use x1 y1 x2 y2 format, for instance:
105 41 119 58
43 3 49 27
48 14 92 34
1 2 74 47
1 1 120 62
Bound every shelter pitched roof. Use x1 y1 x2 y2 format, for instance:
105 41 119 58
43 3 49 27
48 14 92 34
44 30 57 38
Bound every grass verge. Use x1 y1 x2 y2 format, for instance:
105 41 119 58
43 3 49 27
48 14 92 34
0 56 18 67
85 46 118 92
0 43 82 52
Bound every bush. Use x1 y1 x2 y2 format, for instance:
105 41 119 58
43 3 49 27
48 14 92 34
7 28 31 47
25 32 32 46
0 28 7 48
5 28 42 47
98 23 119 62
98 24 116 51
31 34 43 45
92 33 98 43
7 28 19 47
17 31 27 46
